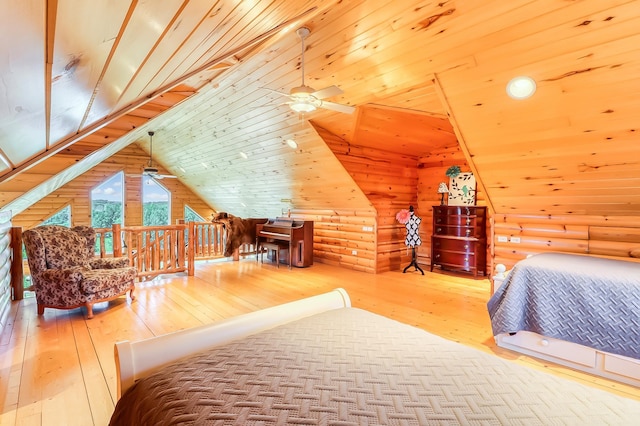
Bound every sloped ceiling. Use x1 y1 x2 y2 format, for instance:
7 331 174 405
1 1 639 218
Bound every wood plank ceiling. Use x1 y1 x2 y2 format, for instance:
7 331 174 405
1 0 639 218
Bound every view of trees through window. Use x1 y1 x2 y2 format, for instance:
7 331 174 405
184 205 206 222
27 206 73 288
34 174 177 256
143 178 170 226
41 205 71 227
91 172 124 253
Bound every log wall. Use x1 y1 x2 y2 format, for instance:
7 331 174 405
493 213 640 271
10 144 214 229
293 209 377 274
417 145 489 271
318 126 417 273
318 123 491 275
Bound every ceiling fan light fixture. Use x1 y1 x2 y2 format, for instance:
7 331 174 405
289 85 314 97
289 85 318 112
290 99 317 113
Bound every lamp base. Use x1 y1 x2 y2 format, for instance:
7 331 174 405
440 193 445 205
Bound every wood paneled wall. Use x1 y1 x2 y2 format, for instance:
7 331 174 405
293 209 377 274
493 213 640 271
10 145 214 230
8 140 380 272
317 126 418 273
417 145 489 271
317 122 492 275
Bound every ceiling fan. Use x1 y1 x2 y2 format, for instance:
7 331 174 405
269 27 355 115
129 131 177 180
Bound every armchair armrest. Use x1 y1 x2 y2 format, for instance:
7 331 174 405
90 257 131 269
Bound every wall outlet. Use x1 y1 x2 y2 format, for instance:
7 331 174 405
497 236 508 243
362 226 374 232
510 236 521 243
351 250 358 255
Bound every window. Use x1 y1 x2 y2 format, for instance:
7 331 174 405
91 172 124 254
143 178 170 226
41 205 71 227
184 205 206 223
25 205 73 290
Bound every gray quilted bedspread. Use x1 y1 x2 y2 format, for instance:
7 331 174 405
488 252 640 359
110 306 640 425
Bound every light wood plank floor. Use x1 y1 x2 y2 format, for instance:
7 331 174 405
1 259 639 425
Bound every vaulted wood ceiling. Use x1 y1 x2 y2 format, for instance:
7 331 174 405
1 0 639 218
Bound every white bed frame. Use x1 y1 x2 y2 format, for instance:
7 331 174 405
114 288 351 398
492 266 640 387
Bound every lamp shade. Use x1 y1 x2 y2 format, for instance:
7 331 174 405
437 182 449 193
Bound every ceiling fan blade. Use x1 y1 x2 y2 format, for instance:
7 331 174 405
159 175 178 179
312 85 343 99
262 87 290 98
318 100 356 114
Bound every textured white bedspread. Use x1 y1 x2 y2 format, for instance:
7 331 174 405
110 307 640 425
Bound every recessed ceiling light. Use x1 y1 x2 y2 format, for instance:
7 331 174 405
239 152 248 159
286 139 298 149
506 76 536 100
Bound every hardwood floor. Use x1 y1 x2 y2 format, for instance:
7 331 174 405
1 258 639 425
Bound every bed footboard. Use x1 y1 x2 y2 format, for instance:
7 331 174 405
115 288 351 398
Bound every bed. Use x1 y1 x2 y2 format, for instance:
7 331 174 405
488 252 640 387
110 288 640 425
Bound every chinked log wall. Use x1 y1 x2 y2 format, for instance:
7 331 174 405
493 214 640 270
293 209 377 274
317 126 417 273
318 124 486 274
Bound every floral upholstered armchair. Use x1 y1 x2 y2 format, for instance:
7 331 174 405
23 225 137 319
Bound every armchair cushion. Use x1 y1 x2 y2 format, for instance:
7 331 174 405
81 268 137 294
